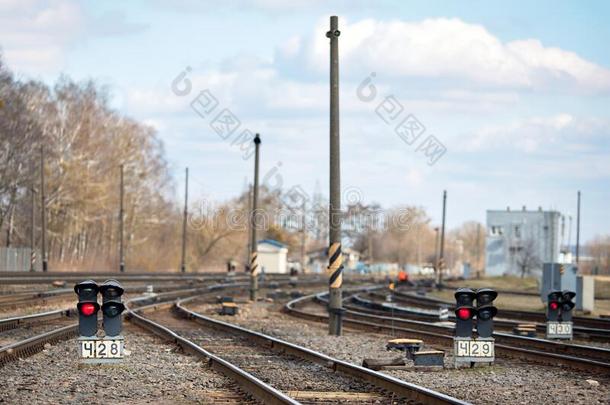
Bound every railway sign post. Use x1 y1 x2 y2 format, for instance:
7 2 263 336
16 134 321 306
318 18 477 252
75 279 125 364
453 288 497 367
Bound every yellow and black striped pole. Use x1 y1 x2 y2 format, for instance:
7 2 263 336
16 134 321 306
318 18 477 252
249 133 261 301
327 15 343 336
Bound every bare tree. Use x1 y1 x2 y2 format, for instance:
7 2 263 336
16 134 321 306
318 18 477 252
516 239 541 278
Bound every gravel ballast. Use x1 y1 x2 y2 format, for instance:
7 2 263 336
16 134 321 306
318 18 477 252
0 323 257 404
187 298 609 405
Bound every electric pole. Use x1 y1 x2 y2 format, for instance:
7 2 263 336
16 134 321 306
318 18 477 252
250 134 261 300
300 199 306 273
40 145 48 272
439 190 447 287
576 190 581 264
327 15 343 336
119 164 125 273
30 185 36 272
180 167 189 273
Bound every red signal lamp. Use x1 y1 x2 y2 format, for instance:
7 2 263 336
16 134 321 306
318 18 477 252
549 301 559 310
79 302 98 316
457 307 473 320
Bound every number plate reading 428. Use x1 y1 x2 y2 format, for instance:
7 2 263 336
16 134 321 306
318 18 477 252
80 339 123 359
455 339 494 359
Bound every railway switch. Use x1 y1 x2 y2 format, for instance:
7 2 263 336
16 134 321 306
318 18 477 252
454 288 476 337
100 279 125 337
475 288 498 338
74 280 100 337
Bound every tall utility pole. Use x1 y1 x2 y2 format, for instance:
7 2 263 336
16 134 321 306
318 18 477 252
245 184 252 271
249 134 261 300
475 223 481 278
438 190 447 287
119 164 125 273
576 190 581 264
327 15 343 336
30 185 36 272
40 145 48 272
434 226 440 275
180 167 189 273
300 200 306 273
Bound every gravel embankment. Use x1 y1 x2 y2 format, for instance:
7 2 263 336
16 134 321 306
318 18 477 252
187 299 609 405
0 323 257 404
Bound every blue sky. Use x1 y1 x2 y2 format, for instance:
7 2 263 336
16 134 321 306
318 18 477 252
1 0 609 242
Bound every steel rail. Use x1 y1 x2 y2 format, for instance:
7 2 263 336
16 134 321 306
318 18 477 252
286 292 610 375
0 279 310 368
177 295 469 405
393 289 610 331
0 283 246 367
348 294 610 363
126 307 298 405
0 323 78 366
0 308 74 332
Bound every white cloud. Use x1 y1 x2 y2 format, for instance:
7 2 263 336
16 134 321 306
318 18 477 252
0 1 147 76
462 114 610 154
0 0 84 74
278 17 610 94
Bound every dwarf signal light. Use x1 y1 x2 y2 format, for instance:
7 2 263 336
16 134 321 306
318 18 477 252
547 290 562 322
560 290 576 322
100 279 125 337
475 288 498 338
454 288 476 337
75 280 100 337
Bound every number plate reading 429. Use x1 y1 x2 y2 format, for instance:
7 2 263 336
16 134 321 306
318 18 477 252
454 338 494 362
79 338 123 362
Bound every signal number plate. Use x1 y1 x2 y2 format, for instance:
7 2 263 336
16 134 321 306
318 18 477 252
80 339 123 359
455 340 494 358
547 322 572 338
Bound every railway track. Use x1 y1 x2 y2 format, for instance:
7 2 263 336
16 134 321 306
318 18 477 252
0 281 249 367
354 292 610 343
145 295 469 404
0 278 323 367
393 288 610 332
346 293 610 363
284 291 610 374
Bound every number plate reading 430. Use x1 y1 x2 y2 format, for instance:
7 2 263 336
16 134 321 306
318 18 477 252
455 339 494 359
80 339 123 359
546 322 572 339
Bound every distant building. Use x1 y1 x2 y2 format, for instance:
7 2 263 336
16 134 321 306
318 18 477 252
257 239 288 274
486 207 561 277
306 246 361 273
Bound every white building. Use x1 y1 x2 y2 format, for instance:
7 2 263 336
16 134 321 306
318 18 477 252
486 207 561 277
257 239 288 274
